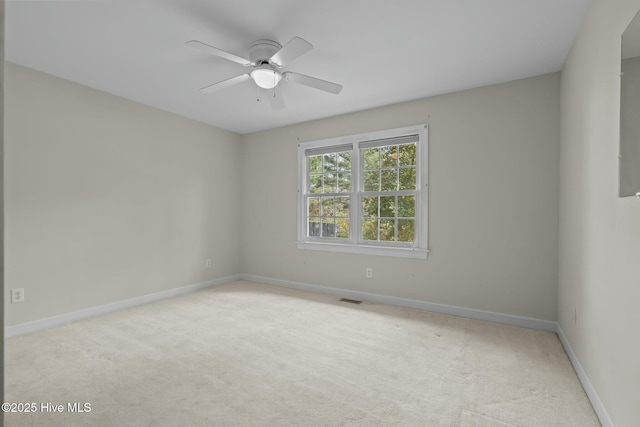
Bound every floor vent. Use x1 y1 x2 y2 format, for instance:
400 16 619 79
339 298 363 304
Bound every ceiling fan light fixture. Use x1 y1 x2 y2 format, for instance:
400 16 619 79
250 67 282 89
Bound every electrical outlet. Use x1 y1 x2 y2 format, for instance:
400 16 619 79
11 288 25 304
365 267 373 278
205 259 212 268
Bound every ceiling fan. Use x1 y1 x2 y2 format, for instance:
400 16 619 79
186 36 343 109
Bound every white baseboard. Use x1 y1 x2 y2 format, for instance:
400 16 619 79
556 324 613 427
241 274 611 426
5 274 241 338
240 274 557 332
5 272 611 427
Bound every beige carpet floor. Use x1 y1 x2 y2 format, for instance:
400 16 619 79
5 280 599 426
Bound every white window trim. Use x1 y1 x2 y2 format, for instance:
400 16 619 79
297 124 429 259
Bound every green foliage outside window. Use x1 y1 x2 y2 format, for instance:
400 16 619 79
307 141 418 244
361 142 417 243
307 151 352 238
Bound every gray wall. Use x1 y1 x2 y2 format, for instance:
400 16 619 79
4 63 242 326
559 0 640 424
5 66 562 327
1 0 5 420
240 73 561 321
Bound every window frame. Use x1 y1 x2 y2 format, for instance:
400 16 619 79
297 124 429 259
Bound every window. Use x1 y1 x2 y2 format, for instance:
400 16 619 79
297 125 428 259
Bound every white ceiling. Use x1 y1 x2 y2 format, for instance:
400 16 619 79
6 0 591 135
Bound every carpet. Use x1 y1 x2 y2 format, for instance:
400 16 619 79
4 280 600 426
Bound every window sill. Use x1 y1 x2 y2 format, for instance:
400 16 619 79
297 241 429 259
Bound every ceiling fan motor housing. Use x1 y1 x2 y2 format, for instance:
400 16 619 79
249 40 282 65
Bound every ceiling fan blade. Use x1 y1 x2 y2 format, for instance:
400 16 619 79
199 74 251 94
270 36 313 67
186 40 253 66
283 72 343 95
269 90 286 110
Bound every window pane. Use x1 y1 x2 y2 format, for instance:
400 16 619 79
381 145 398 168
399 167 416 190
337 152 351 171
309 174 322 194
301 129 424 251
308 197 320 217
379 219 395 241
362 197 378 218
398 219 415 242
321 198 335 217
308 218 321 237
309 155 322 174
322 173 336 193
379 196 395 218
398 196 415 218
335 197 350 217
321 218 336 237
323 153 337 172
338 172 351 192
399 143 416 166
364 171 380 191
364 148 379 170
362 219 378 240
381 169 398 191
336 217 350 238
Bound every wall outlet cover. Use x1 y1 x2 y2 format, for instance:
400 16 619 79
11 288 25 304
